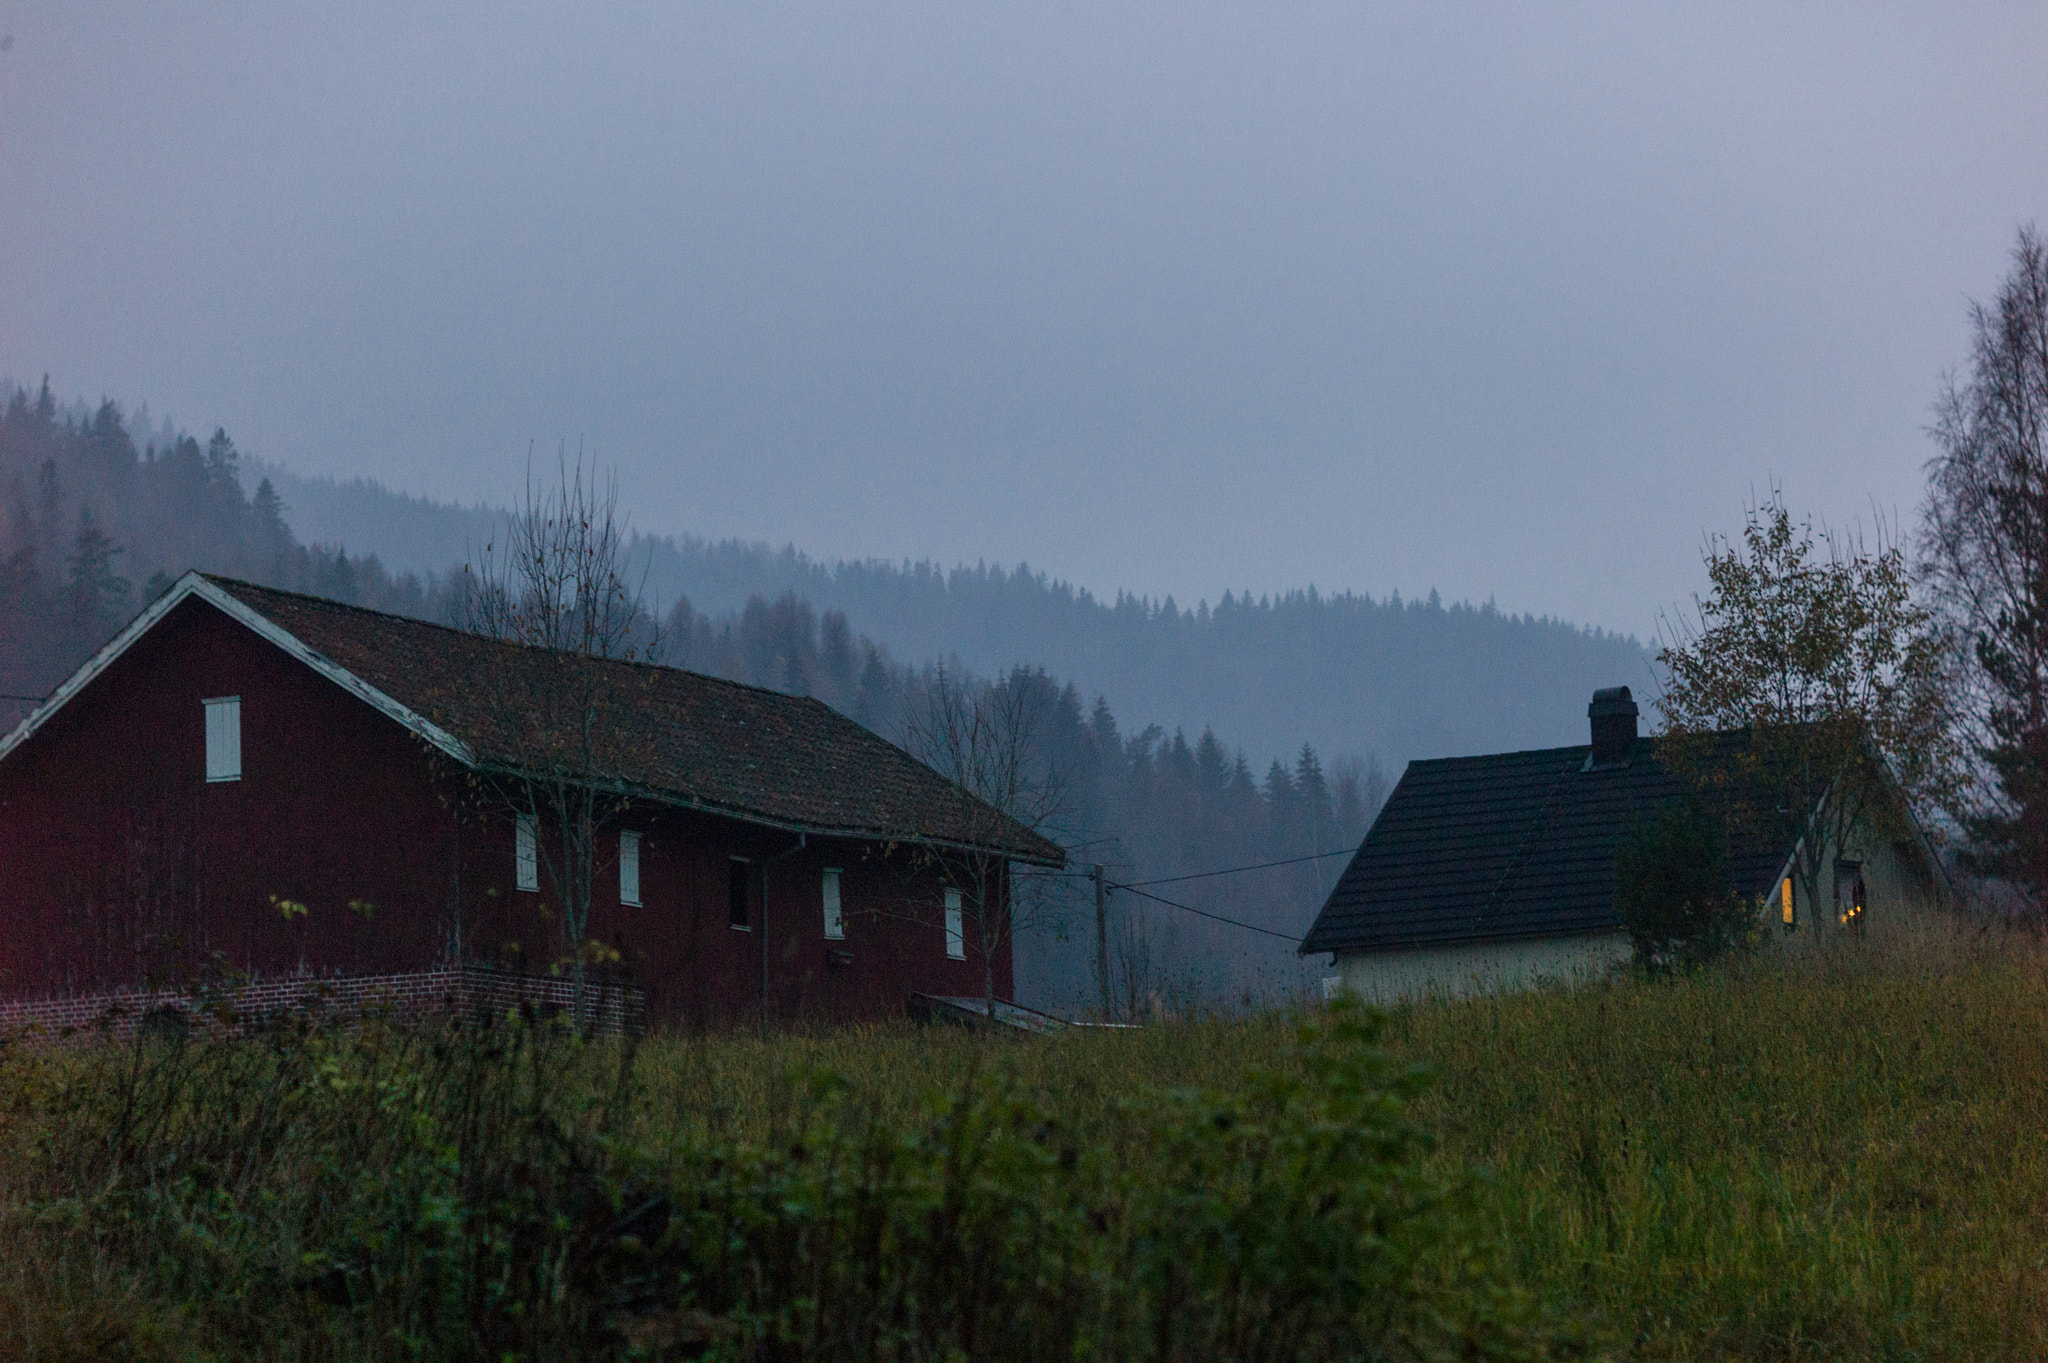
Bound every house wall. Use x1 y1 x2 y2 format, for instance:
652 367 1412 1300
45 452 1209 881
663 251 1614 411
1332 930 1629 1004
1770 821 1953 945
0 596 462 997
581 821 1009 1029
0 595 1015 1027
1331 824 1954 1006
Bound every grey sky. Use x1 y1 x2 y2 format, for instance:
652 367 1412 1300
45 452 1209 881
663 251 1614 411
2 3 2043 637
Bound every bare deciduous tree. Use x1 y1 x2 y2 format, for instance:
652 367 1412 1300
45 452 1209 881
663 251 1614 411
1921 225 2048 907
462 453 660 1025
904 664 1070 1021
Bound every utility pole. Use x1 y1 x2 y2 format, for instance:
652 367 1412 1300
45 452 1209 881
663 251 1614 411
1092 863 1111 1020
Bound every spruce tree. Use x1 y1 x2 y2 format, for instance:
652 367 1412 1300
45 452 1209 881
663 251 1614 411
65 508 129 644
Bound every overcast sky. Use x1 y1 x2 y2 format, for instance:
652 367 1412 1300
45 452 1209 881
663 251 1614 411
2 4 2043 637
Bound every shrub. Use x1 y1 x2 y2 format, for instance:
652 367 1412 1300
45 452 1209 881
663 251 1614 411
1613 801 1755 971
0 1004 1585 1362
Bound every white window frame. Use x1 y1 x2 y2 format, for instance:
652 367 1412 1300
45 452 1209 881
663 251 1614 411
619 830 642 907
944 888 965 960
203 696 241 782
515 813 539 892
822 868 844 940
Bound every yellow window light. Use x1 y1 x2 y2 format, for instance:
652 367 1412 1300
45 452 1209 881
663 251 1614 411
1781 878 1794 925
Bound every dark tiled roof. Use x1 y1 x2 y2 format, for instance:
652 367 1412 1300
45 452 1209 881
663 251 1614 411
1299 735 1789 956
202 577 1065 864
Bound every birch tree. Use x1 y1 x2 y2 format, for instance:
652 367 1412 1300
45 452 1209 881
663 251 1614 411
1656 491 1956 932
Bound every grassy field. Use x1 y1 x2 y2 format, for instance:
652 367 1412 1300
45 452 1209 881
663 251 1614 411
4 931 2046 1359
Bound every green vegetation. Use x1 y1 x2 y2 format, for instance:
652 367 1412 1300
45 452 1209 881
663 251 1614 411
6 936 2048 1360
1613 803 1754 972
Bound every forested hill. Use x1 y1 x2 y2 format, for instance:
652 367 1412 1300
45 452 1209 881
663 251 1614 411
0 385 438 716
4 383 1651 1008
265 462 1654 769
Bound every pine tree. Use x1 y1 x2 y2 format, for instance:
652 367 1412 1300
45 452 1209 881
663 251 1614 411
65 507 129 644
1264 759 1297 855
853 644 897 731
204 428 239 487
1194 726 1230 798
1090 695 1120 757
86 400 137 478
35 459 60 541
252 477 291 565
1295 743 1332 850
820 608 856 699
1229 750 1258 803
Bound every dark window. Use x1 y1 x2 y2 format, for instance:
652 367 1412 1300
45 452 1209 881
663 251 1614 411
1836 859 1867 936
729 857 751 930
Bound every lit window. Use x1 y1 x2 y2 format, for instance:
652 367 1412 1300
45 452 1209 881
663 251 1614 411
822 868 844 940
944 888 965 960
515 814 538 892
1836 860 1866 935
1780 877 1794 927
619 830 641 907
203 696 241 782
729 858 751 930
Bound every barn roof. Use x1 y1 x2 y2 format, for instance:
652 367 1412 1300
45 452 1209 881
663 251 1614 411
1298 731 1793 957
5 572 1064 865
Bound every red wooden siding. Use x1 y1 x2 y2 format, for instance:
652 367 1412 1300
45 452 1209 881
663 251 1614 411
0 594 1012 1026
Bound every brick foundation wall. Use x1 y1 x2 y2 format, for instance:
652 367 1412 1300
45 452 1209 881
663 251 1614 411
0 965 647 1041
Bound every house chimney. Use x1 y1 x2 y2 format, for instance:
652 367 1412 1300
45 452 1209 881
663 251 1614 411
1587 686 1638 767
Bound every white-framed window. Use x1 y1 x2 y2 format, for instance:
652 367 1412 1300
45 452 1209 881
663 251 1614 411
515 814 539 892
620 830 642 907
203 696 241 782
944 888 965 960
822 868 844 940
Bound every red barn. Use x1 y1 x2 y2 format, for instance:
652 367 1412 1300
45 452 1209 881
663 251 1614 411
0 572 1063 1030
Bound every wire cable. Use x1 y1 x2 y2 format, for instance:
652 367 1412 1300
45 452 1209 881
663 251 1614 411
1117 846 1354 888
1109 882 1304 943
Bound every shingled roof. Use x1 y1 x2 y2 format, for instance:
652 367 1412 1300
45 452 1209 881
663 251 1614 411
1298 732 1790 957
23 573 1064 864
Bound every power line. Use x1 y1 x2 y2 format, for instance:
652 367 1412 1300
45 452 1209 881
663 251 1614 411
1118 847 1353 888
1110 882 1304 943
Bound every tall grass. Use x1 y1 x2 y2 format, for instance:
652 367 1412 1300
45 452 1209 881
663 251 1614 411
1388 930 2048 1361
2 930 2043 1359
0 1001 1573 1362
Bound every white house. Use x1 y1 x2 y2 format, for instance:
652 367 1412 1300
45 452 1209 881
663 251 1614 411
1301 687 1954 1003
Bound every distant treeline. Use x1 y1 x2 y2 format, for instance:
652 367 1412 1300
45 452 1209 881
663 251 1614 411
0 382 441 708
666 590 1383 1007
267 460 1655 769
1 383 1383 1006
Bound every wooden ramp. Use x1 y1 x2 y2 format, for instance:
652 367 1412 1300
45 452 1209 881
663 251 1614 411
908 993 1075 1035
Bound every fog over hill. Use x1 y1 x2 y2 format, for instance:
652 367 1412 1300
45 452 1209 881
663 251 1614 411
261 461 1656 774
0 381 1654 1011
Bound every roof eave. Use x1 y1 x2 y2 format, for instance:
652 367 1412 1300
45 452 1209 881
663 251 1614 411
469 761 1067 867
1304 922 1627 958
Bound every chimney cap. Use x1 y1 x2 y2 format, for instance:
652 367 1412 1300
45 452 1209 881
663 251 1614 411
1588 686 1637 717
1586 686 1640 769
